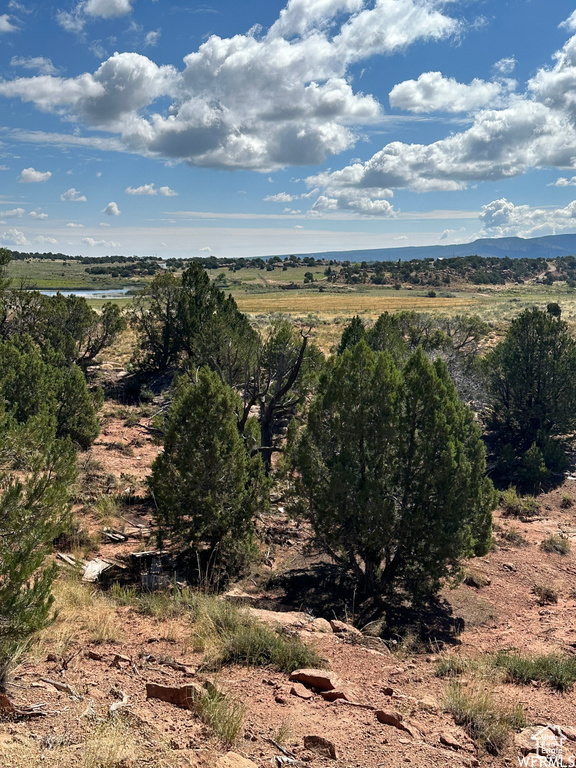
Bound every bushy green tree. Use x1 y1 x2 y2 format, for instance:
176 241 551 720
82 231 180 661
289 342 495 600
485 307 576 489
149 368 268 577
0 410 75 688
0 339 101 449
239 318 323 473
132 264 257 380
1 291 125 368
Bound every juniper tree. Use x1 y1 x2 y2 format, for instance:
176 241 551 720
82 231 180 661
149 367 268 578
0 411 75 688
289 341 495 601
485 307 576 489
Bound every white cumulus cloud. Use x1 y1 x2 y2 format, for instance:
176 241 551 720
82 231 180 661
81 236 120 247
29 210 48 219
0 208 25 218
66 222 83 228
35 235 58 245
0 228 29 245
10 56 58 75
61 187 87 201
126 183 177 196
18 167 52 182
2 0 459 171
389 71 510 114
480 197 576 237
264 192 298 203
102 201 120 215
0 14 17 33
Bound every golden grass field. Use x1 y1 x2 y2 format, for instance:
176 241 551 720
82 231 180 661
233 290 475 318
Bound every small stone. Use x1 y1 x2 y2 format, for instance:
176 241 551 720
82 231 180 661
303 735 337 760
310 618 332 633
502 562 517 572
291 683 313 700
439 732 463 750
320 689 351 702
329 619 362 636
289 669 342 692
376 710 405 729
382 686 394 696
417 696 438 714
275 694 287 704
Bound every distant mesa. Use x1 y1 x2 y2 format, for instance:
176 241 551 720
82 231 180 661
267 233 576 263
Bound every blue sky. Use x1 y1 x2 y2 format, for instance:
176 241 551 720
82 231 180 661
2 0 576 258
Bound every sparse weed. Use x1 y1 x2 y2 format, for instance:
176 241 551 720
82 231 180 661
560 494 574 509
443 683 526 754
194 685 245 746
494 651 576 692
435 656 469 678
271 719 293 747
92 495 121 527
540 534 571 555
499 527 529 547
500 488 540 518
532 584 558 605
192 596 324 674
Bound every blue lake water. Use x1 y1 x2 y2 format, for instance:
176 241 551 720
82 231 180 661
39 288 133 299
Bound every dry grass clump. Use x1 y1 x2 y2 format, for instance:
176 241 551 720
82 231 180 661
192 595 324 674
540 534 571 555
532 583 559 605
494 651 576 692
443 683 525 754
193 684 245 746
500 488 540 518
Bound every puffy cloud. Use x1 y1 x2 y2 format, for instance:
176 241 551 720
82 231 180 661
102 201 120 215
81 236 120 247
35 235 57 245
1 0 459 171
58 0 132 32
493 57 517 76
302 19 576 204
144 29 160 47
125 183 177 196
389 71 509 114
0 14 17 33
61 187 87 201
0 229 29 245
66 222 83 228
10 56 58 75
29 210 48 219
0 208 25 218
264 192 298 203
480 197 576 236
18 167 52 182
84 0 132 18
311 186 395 216
551 176 576 186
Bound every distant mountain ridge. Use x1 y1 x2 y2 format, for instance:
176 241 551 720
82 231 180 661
279 234 576 263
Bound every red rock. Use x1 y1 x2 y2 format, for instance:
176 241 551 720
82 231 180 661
439 732 463 750
289 668 341 692
376 710 405 729
329 619 362 636
320 689 350 702
290 683 313 700
145 682 204 710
